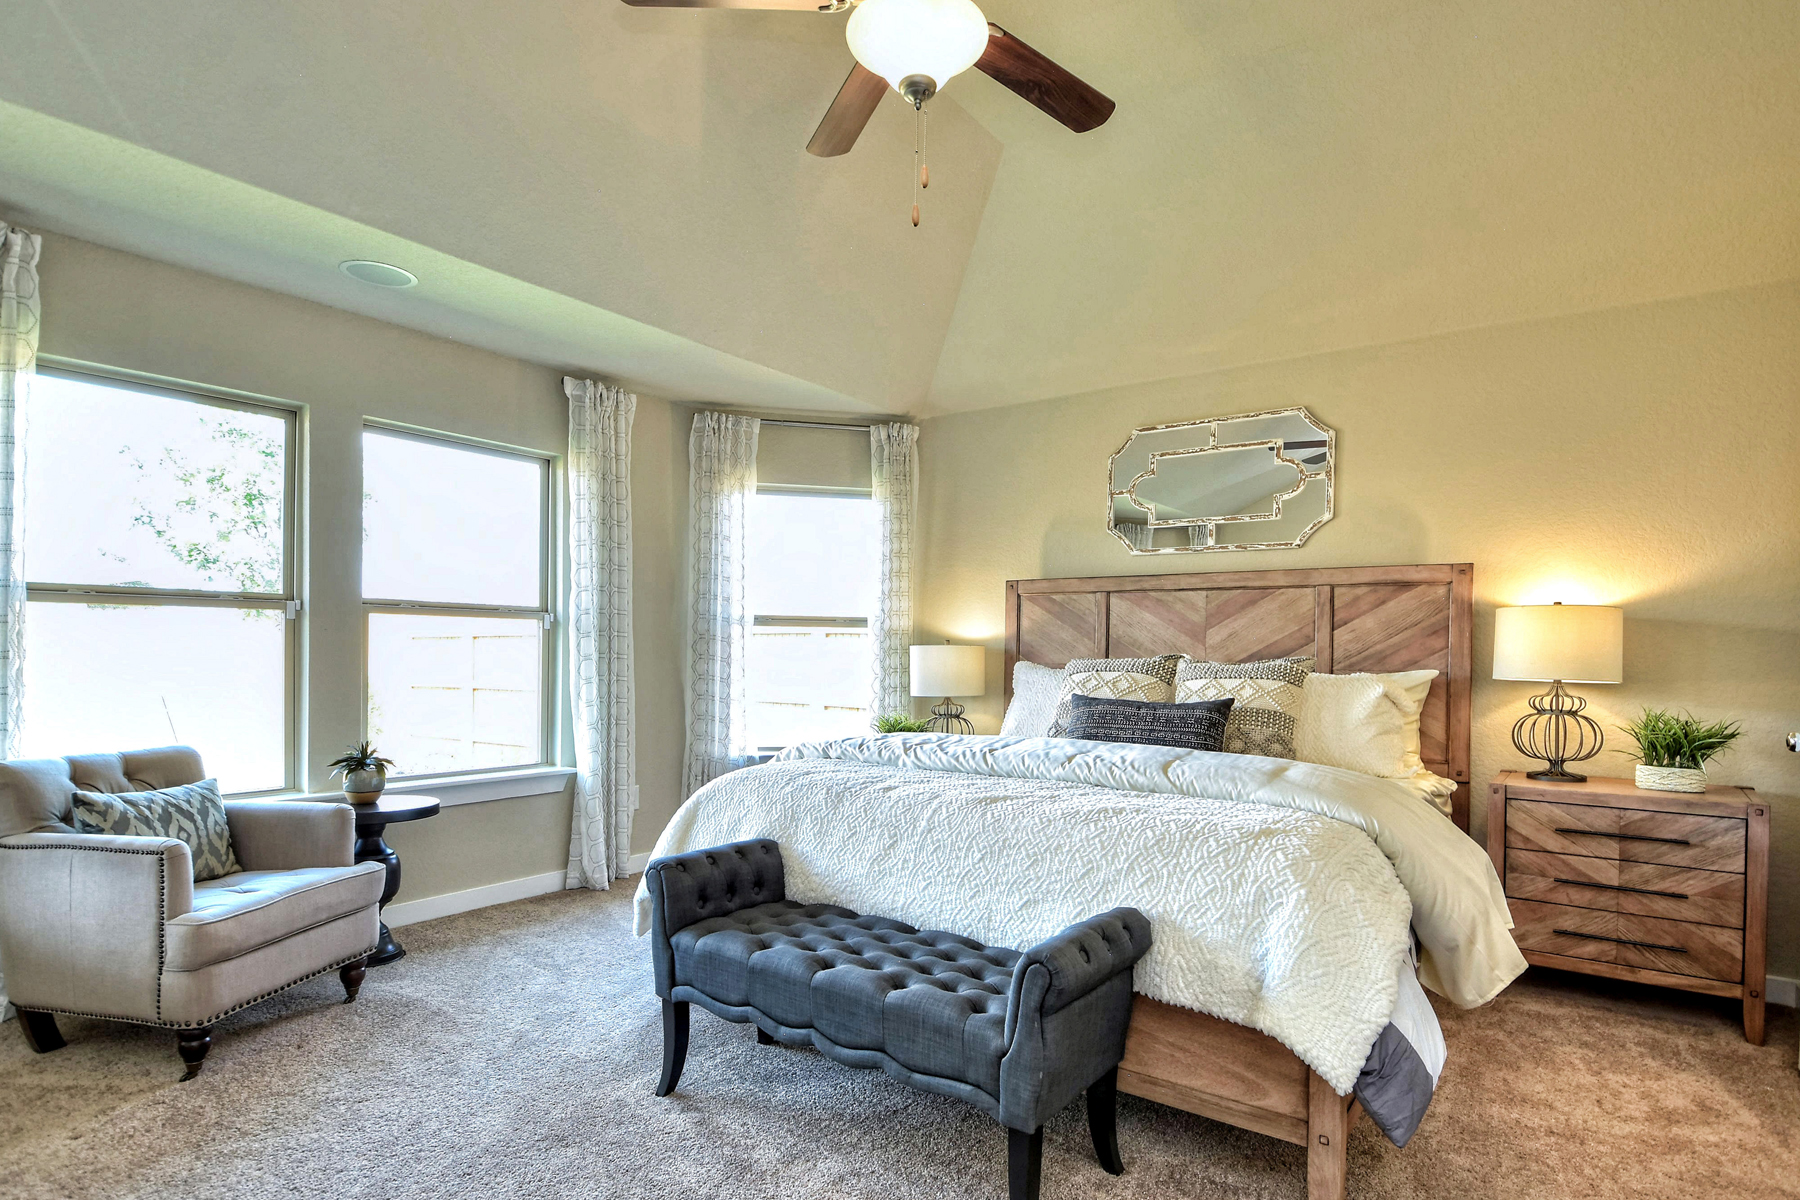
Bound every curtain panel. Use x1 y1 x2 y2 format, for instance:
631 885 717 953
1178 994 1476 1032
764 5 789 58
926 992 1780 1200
564 378 638 890
0 224 40 1020
869 422 919 720
683 412 760 797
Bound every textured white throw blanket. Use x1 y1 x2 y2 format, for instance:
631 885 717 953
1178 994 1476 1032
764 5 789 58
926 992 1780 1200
634 735 1523 1092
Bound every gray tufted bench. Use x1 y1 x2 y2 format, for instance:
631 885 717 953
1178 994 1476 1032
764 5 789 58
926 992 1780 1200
646 839 1152 1200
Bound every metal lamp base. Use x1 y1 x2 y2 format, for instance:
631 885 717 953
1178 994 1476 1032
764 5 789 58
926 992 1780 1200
927 698 973 735
1512 680 1603 783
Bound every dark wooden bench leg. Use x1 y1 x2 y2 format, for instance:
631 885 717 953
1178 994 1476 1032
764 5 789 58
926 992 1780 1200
176 1026 213 1082
1008 1127 1042 1200
756 1026 775 1045
16 1010 65 1054
340 956 368 1004
656 999 689 1097
1087 1066 1123 1174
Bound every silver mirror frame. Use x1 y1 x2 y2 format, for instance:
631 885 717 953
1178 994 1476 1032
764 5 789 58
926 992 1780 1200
1107 406 1336 554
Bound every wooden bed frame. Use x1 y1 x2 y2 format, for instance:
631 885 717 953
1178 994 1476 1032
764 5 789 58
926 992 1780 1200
1003 563 1474 1200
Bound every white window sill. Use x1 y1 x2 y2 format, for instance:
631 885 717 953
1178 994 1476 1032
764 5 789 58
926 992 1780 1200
286 765 576 809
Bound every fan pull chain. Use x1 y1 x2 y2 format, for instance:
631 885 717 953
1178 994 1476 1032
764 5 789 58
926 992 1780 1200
912 104 929 227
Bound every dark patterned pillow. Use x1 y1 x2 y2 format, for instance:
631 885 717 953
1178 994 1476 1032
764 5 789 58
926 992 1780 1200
1175 655 1313 759
1047 654 1184 738
72 779 241 882
1063 694 1235 753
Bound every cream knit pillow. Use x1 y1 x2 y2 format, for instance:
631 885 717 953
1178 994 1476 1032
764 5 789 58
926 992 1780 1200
1294 670 1439 779
1000 661 1064 738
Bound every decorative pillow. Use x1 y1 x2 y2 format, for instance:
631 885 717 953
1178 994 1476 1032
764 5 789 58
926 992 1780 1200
1064 694 1235 753
1293 670 1440 779
72 779 241 882
1046 655 1183 737
999 660 1064 738
1174 656 1313 758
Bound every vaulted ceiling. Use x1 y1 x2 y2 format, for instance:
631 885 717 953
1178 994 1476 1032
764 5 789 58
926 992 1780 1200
2 1 1795 417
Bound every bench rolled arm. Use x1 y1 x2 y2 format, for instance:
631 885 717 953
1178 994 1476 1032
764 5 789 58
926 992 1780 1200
1007 906 1152 1025
645 839 785 997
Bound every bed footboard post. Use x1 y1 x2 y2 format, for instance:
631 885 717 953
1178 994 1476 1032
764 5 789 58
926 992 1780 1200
1306 1070 1349 1200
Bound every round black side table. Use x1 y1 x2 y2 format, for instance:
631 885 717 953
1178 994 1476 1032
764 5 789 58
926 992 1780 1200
348 794 441 966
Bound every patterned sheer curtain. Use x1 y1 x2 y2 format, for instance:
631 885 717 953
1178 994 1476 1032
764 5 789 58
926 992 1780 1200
869 422 919 719
684 412 760 797
0 224 40 1020
564 378 638 889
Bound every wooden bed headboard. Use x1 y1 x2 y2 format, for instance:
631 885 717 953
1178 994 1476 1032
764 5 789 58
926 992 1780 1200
1003 564 1474 830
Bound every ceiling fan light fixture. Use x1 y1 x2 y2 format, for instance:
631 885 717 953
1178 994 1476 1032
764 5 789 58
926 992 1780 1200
845 0 989 103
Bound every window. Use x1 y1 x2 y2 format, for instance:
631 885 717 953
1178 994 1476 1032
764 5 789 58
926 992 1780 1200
743 491 880 749
22 370 296 794
362 428 551 778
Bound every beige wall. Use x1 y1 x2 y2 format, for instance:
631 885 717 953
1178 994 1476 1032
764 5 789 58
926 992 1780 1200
916 280 1800 977
29 230 688 901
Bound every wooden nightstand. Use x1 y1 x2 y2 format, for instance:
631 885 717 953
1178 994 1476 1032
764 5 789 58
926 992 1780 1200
1488 771 1769 1044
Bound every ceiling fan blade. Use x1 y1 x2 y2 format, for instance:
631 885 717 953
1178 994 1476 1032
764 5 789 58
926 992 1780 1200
806 63 887 157
621 0 841 10
976 25 1115 133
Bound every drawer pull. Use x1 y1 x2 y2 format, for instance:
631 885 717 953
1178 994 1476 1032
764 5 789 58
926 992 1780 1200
1551 877 1689 901
1553 827 1691 846
1551 929 1688 954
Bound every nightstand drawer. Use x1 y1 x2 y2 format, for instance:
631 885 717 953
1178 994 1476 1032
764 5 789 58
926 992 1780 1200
1509 899 1744 983
1504 850 1746 927
1506 799 1746 873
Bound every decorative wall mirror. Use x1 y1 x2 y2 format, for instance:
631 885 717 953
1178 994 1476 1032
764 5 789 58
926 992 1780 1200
1107 407 1335 553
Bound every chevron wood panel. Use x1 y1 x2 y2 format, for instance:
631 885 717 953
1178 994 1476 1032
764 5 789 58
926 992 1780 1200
1504 849 1746 927
1332 583 1451 764
1508 899 1744 982
1108 591 1209 660
1205 589 1317 664
1017 592 1102 668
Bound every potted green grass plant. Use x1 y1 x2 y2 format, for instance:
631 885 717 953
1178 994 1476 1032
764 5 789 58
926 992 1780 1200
1618 709 1742 793
872 714 934 734
329 742 396 804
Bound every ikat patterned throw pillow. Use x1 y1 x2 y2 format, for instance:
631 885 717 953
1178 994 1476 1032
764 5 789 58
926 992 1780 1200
1174 655 1314 759
1064 694 1235 753
72 779 241 882
1046 655 1183 738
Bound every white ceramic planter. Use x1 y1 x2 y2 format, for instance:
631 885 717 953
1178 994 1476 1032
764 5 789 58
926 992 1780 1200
343 768 387 804
1635 764 1708 793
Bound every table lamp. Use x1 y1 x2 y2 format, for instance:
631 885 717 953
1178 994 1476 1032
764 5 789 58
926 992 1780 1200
1492 602 1624 782
910 644 986 734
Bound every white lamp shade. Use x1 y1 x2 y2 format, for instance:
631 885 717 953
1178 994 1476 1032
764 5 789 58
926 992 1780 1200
846 0 991 93
910 644 986 698
1493 604 1624 683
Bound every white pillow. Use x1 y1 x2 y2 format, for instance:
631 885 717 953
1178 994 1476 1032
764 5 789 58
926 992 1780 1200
999 661 1063 738
1294 670 1438 779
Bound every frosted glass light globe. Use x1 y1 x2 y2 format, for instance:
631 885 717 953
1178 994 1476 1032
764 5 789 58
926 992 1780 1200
846 0 990 98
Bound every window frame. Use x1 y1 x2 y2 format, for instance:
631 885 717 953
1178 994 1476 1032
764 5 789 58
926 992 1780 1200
25 362 302 796
359 421 557 781
745 482 877 753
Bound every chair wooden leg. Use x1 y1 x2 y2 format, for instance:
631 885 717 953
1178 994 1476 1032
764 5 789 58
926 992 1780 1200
756 1026 776 1045
1008 1127 1042 1200
1087 1066 1123 1175
176 1026 213 1082
16 1010 65 1054
656 999 689 1097
1307 1070 1349 1200
340 957 369 1004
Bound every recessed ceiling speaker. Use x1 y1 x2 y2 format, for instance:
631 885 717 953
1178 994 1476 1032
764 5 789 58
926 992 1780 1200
339 260 418 288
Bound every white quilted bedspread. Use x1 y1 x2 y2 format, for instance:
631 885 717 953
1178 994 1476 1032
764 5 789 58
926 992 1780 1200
633 735 1523 1092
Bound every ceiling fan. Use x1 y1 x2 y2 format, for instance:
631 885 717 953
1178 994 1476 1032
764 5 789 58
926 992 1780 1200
621 0 1114 220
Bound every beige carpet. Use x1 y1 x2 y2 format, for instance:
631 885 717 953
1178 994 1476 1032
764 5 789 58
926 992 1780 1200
2 884 1795 1200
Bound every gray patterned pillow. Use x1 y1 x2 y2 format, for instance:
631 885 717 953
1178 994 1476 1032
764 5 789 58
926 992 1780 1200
1174 656 1314 759
1064 694 1235 753
1047 655 1183 737
72 779 241 882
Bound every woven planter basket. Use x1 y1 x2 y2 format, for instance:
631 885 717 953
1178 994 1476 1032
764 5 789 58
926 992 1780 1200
1635 764 1708 793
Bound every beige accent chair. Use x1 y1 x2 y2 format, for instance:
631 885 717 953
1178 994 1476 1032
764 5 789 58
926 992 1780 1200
0 746 384 1079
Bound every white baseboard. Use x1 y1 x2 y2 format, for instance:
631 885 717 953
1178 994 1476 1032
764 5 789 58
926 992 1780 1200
383 870 568 929
626 851 651 875
1766 974 1798 1009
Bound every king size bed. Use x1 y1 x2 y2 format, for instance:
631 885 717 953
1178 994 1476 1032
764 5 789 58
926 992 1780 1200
638 563 1523 1200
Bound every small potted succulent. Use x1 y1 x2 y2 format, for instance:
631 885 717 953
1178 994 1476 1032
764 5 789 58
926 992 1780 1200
329 742 396 804
1618 709 1742 793
872 714 934 734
